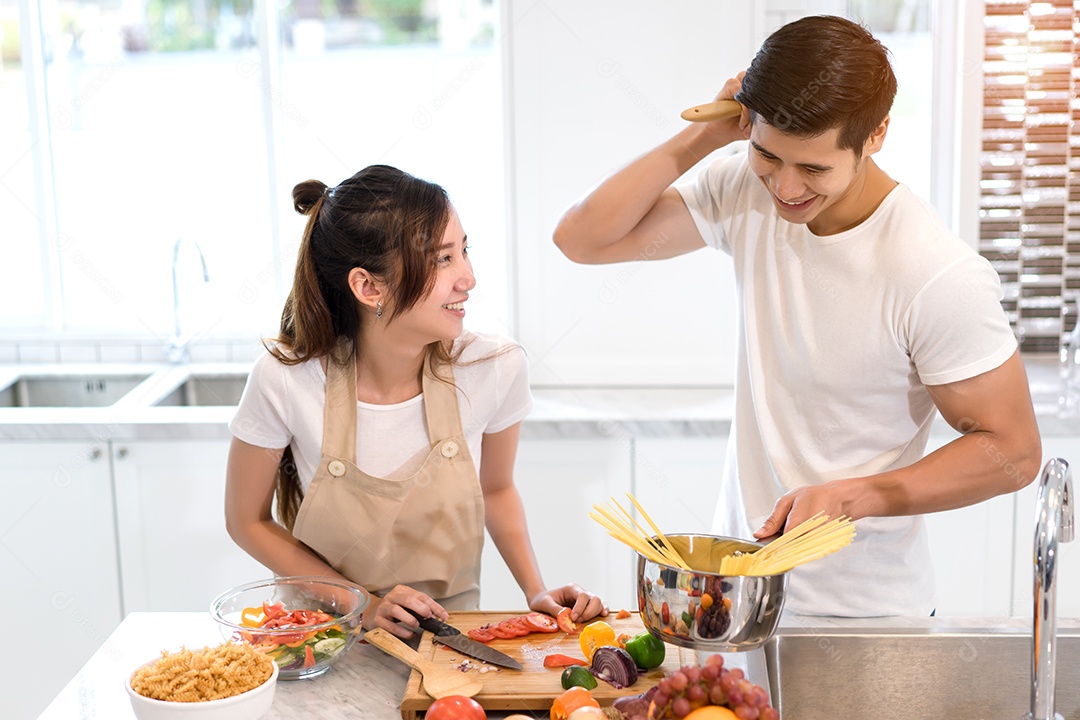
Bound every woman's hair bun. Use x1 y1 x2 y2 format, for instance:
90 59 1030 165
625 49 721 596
293 179 329 215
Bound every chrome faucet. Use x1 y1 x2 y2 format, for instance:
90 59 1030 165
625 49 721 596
1024 457 1074 720
168 238 210 364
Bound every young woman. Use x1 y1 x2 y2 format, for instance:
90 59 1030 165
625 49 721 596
226 165 606 636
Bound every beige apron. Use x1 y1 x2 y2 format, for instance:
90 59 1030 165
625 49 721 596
292 347 484 610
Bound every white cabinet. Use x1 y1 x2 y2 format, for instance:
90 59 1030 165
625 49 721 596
920 429 1080 618
633 437 728 538
0 440 122 720
113 439 270 613
921 428 1016 617
480 437 633 611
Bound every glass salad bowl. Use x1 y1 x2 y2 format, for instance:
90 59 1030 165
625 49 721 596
210 576 370 680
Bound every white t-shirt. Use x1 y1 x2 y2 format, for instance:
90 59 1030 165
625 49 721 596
230 332 532 490
677 154 1018 617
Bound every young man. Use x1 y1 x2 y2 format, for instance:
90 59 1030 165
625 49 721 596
554 16 1041 616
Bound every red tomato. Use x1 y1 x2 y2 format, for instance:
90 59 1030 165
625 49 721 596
467 627 496 643
498 619 531 637
262 601 286 620
556 608 581 634
521 612 560 633
426 695 486 720
488 624 518 639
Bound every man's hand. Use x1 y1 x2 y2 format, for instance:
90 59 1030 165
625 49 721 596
754 480 851 539
701 72 753 147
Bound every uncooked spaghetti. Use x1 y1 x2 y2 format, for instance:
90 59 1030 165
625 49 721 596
589 494 691 570
590 494 856 576
717 512 856 576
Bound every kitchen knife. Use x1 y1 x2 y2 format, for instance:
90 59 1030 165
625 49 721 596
405 609 523 670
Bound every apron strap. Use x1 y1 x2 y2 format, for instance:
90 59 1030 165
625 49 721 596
322 344 464 460
322 340 358 460
422 353 465 442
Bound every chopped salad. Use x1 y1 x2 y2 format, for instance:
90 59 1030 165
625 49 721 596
237 601 349 671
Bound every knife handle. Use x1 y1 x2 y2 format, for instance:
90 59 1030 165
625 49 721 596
404 607 455 635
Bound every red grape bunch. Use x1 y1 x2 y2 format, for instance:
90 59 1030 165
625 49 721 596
647 655 777 720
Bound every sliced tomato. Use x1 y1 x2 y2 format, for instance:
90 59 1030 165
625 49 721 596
303 645 315 668
543 653 588 668
615 608 632 619
503 616 531 630
497 619 531 637
556 607 581 634
467 627 496 643
262 600 287 620
488 624 518 639
521 612 560 633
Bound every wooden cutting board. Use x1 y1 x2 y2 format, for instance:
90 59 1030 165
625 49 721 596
399 611 694 720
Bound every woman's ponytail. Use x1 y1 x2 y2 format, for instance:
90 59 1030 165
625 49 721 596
270 179 342 365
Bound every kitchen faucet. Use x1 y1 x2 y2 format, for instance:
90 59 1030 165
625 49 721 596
1024 457 1074 720
168 237 210 364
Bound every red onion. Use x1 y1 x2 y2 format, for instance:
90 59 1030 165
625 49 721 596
590 646 639 689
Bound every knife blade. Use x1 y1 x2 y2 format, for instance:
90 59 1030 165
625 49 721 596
405 609 523 670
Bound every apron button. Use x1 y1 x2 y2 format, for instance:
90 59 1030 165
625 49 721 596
328 460 346 477
440 441 459 458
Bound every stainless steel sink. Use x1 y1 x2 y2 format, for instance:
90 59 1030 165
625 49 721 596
764 628 1080 719
0 372 153 407
151 372 249 407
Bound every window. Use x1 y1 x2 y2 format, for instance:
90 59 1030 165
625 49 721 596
3 0 505 340
1 0 47 328
979 0 1078 354
847 0 934 202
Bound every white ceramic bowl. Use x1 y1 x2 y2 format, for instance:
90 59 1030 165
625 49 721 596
125 655 278 720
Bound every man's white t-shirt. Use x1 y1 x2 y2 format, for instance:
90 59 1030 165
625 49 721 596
677 154 1018 616
230 332 532 490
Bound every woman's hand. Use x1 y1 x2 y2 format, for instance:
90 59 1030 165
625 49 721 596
363 585 449 638
528 585 608 624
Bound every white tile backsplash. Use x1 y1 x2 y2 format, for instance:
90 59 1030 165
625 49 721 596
0 337 259 365
18 343 60 363
228 339 266 363
98 344 141 364
187 342 229 363
58 344 100 363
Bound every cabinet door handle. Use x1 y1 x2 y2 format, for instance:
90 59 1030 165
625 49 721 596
87 447 102 461
116 446 128 460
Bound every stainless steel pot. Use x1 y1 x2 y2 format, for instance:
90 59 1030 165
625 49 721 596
636 534 787 652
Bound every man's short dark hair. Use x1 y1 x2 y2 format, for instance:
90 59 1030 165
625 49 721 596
735 15 897 155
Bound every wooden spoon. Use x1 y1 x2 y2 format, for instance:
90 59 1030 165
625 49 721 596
680 99 742 122
365 628 483 699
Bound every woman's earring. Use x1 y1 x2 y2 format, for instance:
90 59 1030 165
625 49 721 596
376 301 383 320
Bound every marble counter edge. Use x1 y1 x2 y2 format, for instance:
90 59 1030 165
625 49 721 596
41 611 1080 720
1 352 1078 439
3 386 1080 440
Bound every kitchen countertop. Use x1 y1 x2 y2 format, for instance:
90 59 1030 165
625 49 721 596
0 356 1075 440
41 612 1080 720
